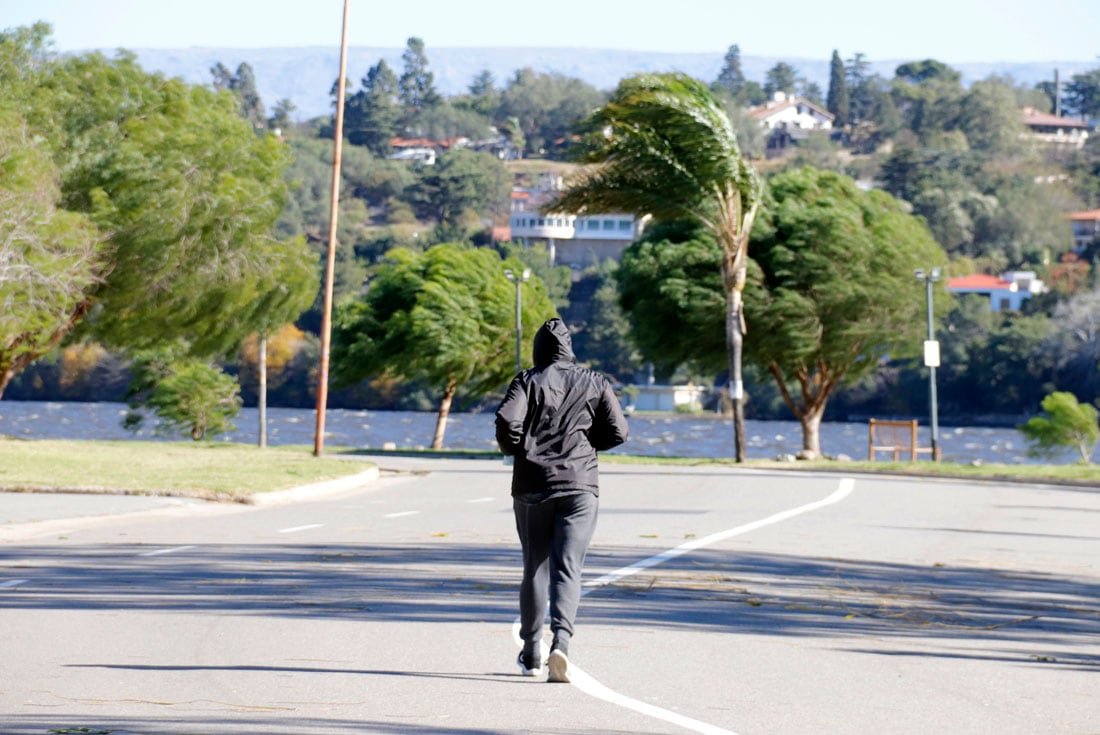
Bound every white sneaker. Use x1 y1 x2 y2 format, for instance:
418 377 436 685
547 649 570 683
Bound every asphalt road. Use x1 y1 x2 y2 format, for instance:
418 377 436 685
1 458 1098 734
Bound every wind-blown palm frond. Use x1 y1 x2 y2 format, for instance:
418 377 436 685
551 73 751 228
549 72 764 461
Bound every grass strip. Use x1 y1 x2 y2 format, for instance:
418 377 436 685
0 439 372 501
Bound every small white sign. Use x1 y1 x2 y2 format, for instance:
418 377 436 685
924 340 941 367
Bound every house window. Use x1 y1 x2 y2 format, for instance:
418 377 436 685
602 219 615 230
588 220 600 230
618 219 632 231
537 218 545 226
999 298 1011 311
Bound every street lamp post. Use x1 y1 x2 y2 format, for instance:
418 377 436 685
504 268 531 373
915 267 941 461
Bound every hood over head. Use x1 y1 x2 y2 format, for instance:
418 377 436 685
532 317 575 367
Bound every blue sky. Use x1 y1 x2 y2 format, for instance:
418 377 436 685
3 0 1098 62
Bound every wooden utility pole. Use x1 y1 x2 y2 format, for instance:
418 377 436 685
313 0 350 457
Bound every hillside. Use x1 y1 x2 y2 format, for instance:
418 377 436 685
108 46 1097 120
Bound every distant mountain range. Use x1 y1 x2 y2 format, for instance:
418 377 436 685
107 46 1097 121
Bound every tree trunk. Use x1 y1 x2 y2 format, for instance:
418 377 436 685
258 332 268 448
722 256 747 462
768 361 837 459
0 366 14 400
431 379 457 450
799 405 825 458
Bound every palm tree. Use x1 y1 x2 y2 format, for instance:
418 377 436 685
549 72 763 461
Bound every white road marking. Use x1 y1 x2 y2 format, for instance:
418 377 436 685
384 510 420 518
0 579 28 589
278 524 325 534
138 545 196 557
512 478 856 735
584 478 856 591
467 497 495 503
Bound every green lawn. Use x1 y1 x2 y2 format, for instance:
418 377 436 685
603 453 1100 485
0 439 373 502
1 439 1096 504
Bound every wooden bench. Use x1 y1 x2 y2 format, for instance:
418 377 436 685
868 418 941 462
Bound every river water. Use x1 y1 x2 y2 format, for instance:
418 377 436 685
0 400 1085 465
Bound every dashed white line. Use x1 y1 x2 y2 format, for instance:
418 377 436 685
384 510 420 518
513 478 856 735
0 579 28 589
278 524 325 534
467 497 495 503
138 545 196 557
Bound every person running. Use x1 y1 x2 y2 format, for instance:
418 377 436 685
495 317 629 683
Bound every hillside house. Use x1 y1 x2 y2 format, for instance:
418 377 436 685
1021 107 1089 148
946 271 1047 312
1070 208 1100 250
508 174 645 268
748 92 835 155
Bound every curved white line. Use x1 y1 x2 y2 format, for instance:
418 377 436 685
512 477 855 735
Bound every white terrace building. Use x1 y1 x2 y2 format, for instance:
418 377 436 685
507 175 645 268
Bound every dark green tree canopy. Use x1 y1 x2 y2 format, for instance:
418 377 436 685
715 44 746 99
331 243 556 447
826 50 849 125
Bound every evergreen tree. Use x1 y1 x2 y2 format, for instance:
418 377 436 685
715 44 746 99
846 53 875 124
345 59 400 155
826 50 849 125
398 36 441 130
764 62 799 98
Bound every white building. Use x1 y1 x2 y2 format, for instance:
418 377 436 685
748 92 835 132
507 174 645 267
946 271 1047 312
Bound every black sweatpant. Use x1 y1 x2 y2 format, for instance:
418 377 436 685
513 492 598 656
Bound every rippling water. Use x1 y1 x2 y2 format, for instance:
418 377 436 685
0 400 1085 465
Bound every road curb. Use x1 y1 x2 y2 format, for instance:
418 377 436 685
245 466 381 506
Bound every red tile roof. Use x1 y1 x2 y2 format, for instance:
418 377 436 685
947 274 1013 290
1069 208 1100 222
1021 107 1088 128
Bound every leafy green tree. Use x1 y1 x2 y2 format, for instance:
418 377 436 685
0 111 104 398
743 167 948 456
1064 67 1100 120
1020 391 1099 463
957 78 1027 154
211 61 266 129
0 25 317 396
845 53 878 124
267 98 296 132
495 241 571 309
891 59 965 140
715 44 746 100
398 36 441 130
345 59 400 155
497 68 605 157
616 223 726 380
462 69 499 117
552 73 763 460
826 50 850 125
410 148 510 237
125 346 242 440
764 62 799 98
331 244 556 448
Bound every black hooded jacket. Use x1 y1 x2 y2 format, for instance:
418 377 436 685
495 318 629 499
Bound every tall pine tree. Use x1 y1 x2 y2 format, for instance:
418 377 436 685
826 50 849 126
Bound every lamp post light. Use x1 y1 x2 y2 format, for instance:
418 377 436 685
504 268 531 373
915 267 942 461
